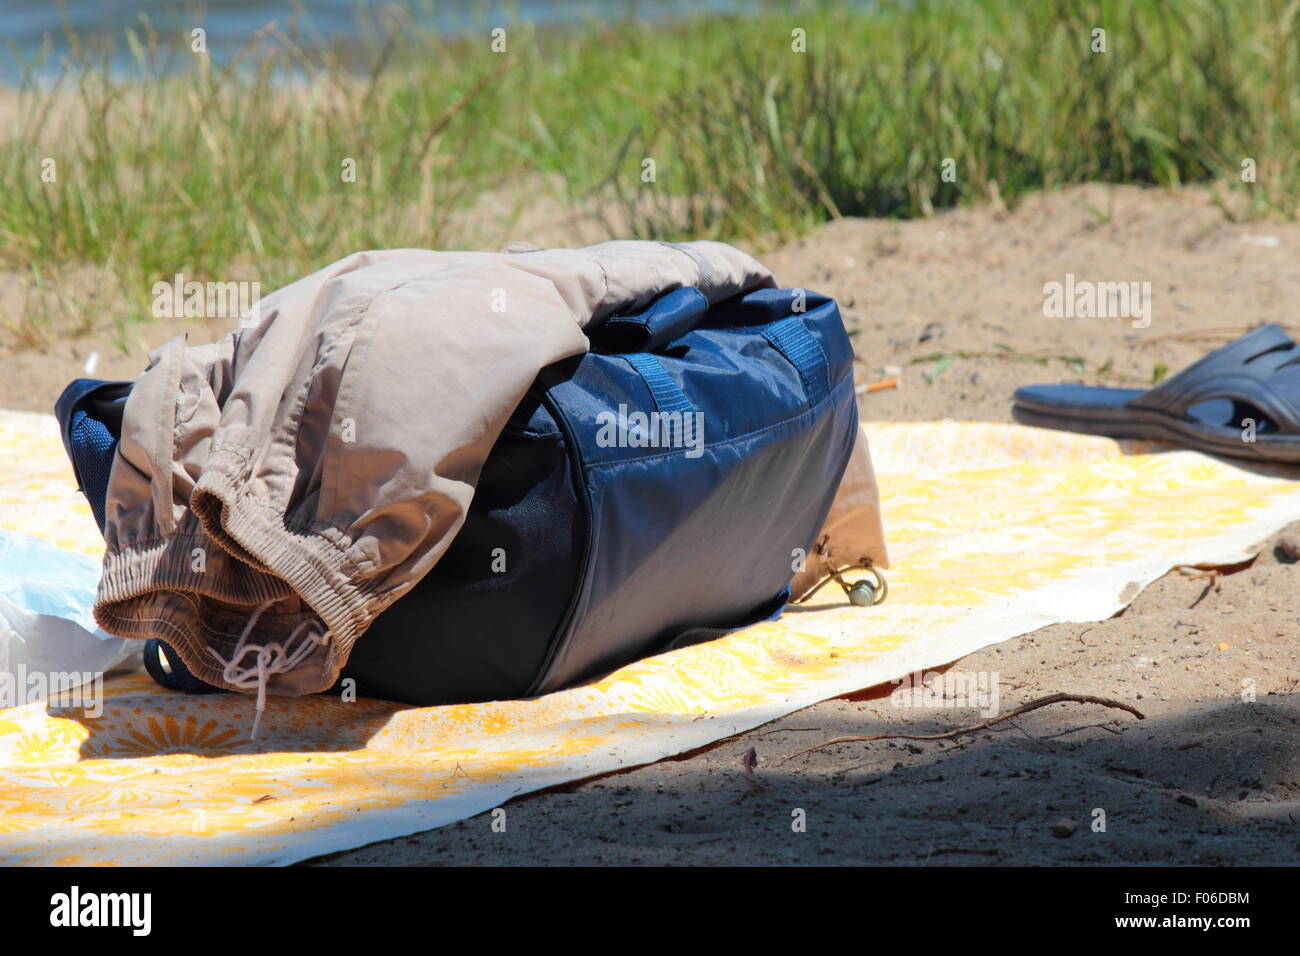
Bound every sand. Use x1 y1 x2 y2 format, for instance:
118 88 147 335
5 184 1298 865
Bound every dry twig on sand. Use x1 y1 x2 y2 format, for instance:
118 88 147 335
785 693 1145 761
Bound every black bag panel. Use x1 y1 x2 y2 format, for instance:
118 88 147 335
341 395 585 705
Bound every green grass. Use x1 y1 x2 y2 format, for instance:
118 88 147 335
2 0 1298 344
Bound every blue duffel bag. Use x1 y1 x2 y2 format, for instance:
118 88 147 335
56 284 860 704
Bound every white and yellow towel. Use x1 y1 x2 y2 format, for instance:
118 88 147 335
1 410 1297 865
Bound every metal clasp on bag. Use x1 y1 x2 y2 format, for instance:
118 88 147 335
794 534 888 608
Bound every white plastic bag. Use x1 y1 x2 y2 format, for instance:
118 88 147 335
0 531 139 703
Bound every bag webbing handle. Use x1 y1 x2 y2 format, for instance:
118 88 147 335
623 353 695 415
758 312 831 407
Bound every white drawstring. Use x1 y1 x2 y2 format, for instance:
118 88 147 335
206 599 329 739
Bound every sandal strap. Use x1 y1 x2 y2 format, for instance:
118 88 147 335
1130 324 1300 433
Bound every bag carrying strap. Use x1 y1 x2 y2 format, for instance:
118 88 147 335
622 353 695 416
609 286 833 415
756 307 831 408
598 286 710 353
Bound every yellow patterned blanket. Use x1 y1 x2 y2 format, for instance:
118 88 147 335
2 410 1297 865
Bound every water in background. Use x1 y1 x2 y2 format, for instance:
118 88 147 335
0 0 766 82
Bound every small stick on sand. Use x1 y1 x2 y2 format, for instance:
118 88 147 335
785 692 1145 761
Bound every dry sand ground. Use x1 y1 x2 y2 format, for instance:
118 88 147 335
4 184 1298 865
